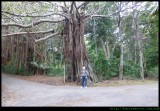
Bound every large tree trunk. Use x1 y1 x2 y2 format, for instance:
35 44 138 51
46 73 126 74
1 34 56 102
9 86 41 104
62 6 98 83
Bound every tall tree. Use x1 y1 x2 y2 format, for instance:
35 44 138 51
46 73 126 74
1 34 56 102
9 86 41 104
116 2 124 80
134 7 145 80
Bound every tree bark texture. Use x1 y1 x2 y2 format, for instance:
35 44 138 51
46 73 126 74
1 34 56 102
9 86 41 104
62 6 98 83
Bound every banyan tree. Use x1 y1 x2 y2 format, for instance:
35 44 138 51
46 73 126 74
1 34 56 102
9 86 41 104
2 1 116 83
61 2 98 83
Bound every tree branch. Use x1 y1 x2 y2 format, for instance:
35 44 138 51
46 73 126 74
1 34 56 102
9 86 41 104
2 29 55 37
70 2 74 13
55 3 69 13
86 12 116 19
64 1 67 8
73 2 80 17
91 15 110 18
35 33 60 43
2 19 65 28
2 13 18 23
77 1 90 9
89 4 141 18
86 3 106 17
2 10 69 19
84 3 142 20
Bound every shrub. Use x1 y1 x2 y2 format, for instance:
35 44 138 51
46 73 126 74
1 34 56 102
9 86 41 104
147 67 158 79
47 66 64 77
123 61 140 78
2 63 29 75
94 53 119 80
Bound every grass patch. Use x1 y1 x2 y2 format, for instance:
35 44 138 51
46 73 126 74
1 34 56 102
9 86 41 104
91 79 158 87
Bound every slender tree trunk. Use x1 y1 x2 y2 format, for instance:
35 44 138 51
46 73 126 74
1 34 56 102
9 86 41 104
25 35 28 69
111 34 117 57
118 2 123 80
106 36 110 60
93 18 98 56
127 47 129 60
134 42 137 64
138 37 144 80
119 43 123 80
33 41 36 62
143 46 147 77
135 12 144 81
132 6 137 64
52 38 56 65
112 42 117 53
101 38 108 60
137 33 144 80
44 42 47 64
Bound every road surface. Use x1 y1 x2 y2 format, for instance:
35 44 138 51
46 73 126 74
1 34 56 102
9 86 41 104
2 73 158 106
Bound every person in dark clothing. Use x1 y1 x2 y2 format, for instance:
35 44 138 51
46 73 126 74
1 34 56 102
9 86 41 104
81 66 88 88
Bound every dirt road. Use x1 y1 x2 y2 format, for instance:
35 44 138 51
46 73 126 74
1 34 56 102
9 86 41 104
2 73 158 106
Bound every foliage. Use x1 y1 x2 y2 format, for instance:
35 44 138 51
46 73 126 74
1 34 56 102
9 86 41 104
123 60 140 78
30 61 39 68
141 2 158 72
47 66 64 76
93 50 119 80
144 39 158 70
2 63 29 76
147 67 158 79
2 55 29 75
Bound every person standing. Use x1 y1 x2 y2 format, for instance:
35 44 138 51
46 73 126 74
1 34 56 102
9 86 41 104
81 66 88 88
